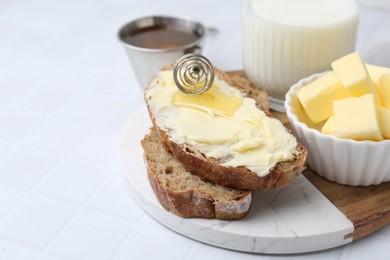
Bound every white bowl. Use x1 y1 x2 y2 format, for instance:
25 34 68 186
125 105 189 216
285 72 390 186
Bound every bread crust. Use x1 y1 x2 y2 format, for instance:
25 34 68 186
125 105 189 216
142 128 252 220
156 127 306 191
145 66 307 191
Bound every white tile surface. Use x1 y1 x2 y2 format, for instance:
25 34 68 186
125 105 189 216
33 159 110 206
192 243 264 260
0 107 45 142
114 226 193 260
23 116 92 154
89 66 134 97
1 27 52 53
9 55 62 80
58 90 121 122
0 0 388 259
0 196 75 251
0 186 24 219
0 76 34 103
375 224 390 239
341 234 390 259
49 211 131 260
0 241 37 260
101 93 142 129
0 146 60 191
15 84 76 114
0 140 12 158
86 169 144 222
44 62 100 87
71 40 122 71
71 126 121 167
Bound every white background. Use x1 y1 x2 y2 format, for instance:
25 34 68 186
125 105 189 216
0 0 389 259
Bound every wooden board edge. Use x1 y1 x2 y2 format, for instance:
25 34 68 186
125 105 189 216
303 170 390 241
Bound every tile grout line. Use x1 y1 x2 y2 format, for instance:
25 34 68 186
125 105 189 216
0 82 136 203
0 93 136 258
24 108 122 254
0 168 138 259
0 3 185 259
38 167 133 257
110 214 159 260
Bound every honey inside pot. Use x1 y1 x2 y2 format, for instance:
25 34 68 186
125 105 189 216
123 25 201 50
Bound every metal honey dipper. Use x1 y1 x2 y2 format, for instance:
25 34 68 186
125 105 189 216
173 54 215 95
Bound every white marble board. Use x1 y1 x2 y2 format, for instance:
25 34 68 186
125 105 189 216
119 103 355 254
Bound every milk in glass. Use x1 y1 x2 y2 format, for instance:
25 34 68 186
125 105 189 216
243 0 358 111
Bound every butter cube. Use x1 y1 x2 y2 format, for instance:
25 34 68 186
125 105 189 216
378 106 390 139
366 64 390 91
333 94 383 141
321 116 334 135
331 52 381 105
297 72 348 123
379 73 390 109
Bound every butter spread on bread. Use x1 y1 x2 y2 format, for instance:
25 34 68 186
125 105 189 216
146 70 299 177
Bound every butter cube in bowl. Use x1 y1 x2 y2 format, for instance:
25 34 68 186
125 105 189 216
285 72 390 186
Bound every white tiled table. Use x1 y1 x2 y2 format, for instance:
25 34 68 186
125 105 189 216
0 0 390 259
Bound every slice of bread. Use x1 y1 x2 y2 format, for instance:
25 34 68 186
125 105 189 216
145 66 307 191
142 127 252 220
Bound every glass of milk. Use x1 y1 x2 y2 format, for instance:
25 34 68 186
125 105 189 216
243 0 359 112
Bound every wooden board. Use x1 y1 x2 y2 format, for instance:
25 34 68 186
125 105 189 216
227 71 390 241
302 170 390 240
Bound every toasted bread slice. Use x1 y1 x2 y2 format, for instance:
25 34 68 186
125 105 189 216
145 66 307 191
142 128 252 220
